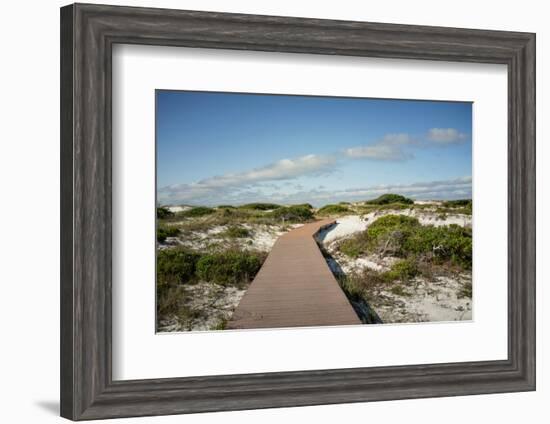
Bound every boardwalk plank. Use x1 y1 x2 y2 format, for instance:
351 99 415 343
226 219 361 329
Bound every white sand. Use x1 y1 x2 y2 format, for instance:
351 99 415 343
414 200 442 206
316 215 369 244
158 282 247 332
317 210 471 251
316 208 472 324
363 209 472 228
372 275 472 323
161 223 303 253
167 205 191 213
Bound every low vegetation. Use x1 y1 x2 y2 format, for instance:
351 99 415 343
157 196 473 329
157 206 174 219
338 214 471 268
316 204 350 216
293 203 314 210
458 281 473 299
442 199 472 208
364 193 414 205
156 245 267 328
221 225 251 239
382 257 420 282
196 250 264 287
266 205 314 222
238 202 281 211
438 199 472 215
357 202 413 214
157 226 180 243
179 206 216 217
157 247 265 288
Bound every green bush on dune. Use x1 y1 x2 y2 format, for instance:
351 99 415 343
156 246 266 328
222 225 251 238
359 202 412 213
382 258 419 282
439 199 472 215
157 247 266 292
179 206 216 217
157 226 180 243
292 203 314 210
238 202 281 211
267 205 314 222
316 204 350 216
442 199 471 208
156 206 174 219
339 215 418 258
157 248 201 287
338 214 472 269
365 193 414 205
196 250 264 286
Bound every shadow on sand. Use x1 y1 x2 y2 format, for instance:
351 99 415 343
315 223 383 325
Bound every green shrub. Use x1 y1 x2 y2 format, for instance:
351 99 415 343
157 226 180 243
238 202 281 211
157 206 174 219
390 285 409 296
338 233 369 258
338 274 366 300
157 248 201 286
338 214 472 268
442 199 472 208
382 258 419 282
336 269 387 301
368 216 471 267
196 250 264 286
412 224 472 267
267 205 314 222
156 285 187 321
222 225 250 238
339 215 417 258
217 204 235 209
210 318 228 331
458 281 473 299
365 215 420 256
365 193 414 205
179 206 215 217
367 214 419 236
292 203 314 210
215 207 254 220
438 199 472 215
316 204 350 216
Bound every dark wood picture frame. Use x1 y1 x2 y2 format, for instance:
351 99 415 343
60 3 536 421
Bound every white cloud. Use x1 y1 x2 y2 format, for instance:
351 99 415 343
158 154 337 204
336 176 472 200
159 130 471 205
427 128 468 144
200 154 336 188
345 133 414 161
278 176 472 205
345 129 469 162
160 174 472 207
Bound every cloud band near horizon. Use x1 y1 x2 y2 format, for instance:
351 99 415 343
158 127 470 206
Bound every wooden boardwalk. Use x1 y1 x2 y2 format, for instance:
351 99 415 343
227 219 361 329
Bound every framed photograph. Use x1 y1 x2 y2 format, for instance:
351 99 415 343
60 3 535 420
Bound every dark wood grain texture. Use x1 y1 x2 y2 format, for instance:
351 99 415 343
60 3 536 420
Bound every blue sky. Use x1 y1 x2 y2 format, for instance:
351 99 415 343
157 90 472 206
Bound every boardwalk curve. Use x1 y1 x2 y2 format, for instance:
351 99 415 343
227 219 361 329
